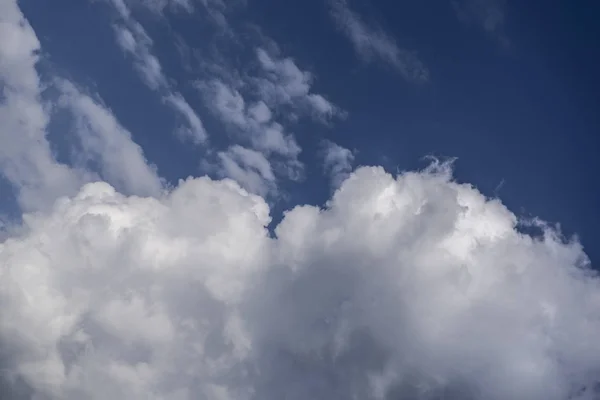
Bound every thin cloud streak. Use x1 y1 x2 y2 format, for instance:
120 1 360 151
108 1 208 143
328 0 429 82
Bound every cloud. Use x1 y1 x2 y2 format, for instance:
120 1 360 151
164 93 208 145
114 23 166 90
452 0 509 46
216 145 276 196
0 0 87 212
57 80 164 198
5 2 599 398
114 0 341 194
195 44 344 191
328 0 429 82
1 162 600 399
199 79 247 128
196 79 303 191
197 80 301 158
321 140 355 189
108 2 208 143
0 0 168 214
254 48 341 119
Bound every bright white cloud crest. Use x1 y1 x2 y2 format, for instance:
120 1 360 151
1 0 599 399
2 164 600 399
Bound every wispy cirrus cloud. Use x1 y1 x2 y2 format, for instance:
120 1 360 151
107 1 208 143
57 80 164 197
328 0 429 82
254 48 341 120
105 0 342 195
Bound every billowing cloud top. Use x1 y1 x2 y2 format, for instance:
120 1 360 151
0 0 598 399
2 164 600 399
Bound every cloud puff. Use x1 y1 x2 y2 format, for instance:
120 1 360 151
328 0 429 82
196 79 303 192
254 48 340 119
1 163 599 399
216 145 276 196
321 139 355 189
197 79 301 158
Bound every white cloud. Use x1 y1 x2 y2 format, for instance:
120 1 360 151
255 48 340 119
6 2 599 398
194 45 342 189
452 0 509 46
196 79 302 190
108 3 207 143
247 100 272 123
57 80 164 198
114 23 166 91
200 79 247 129
1 163 600 399
0 0 167 213
328 0 429 82
197 79 300 158
0 0 86 212
217 145 276 196
164 93 208 144
321 140 355 189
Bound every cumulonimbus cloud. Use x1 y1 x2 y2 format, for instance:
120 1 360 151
1 162 599 400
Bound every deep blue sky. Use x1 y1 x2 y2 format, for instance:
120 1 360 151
13 0 600 263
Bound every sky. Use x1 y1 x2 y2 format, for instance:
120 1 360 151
1 0 599 399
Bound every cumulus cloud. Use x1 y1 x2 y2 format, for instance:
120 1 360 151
328 0 429 82
321 140 355 189
4 1 600 399
1 162 600 399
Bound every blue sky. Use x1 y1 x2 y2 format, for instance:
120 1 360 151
2 0 600 398
9 0 599 260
